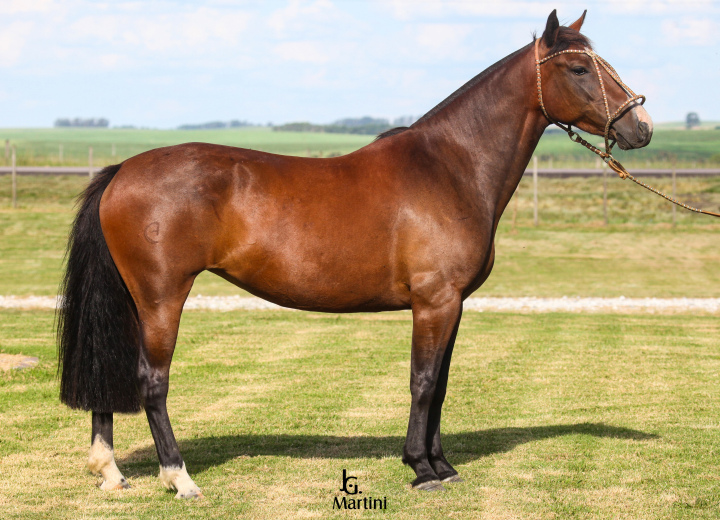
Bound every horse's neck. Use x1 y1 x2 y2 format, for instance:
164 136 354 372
415 44 547 221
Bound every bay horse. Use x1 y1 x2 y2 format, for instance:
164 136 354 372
59 10 652 497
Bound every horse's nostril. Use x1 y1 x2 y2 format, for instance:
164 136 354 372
637 122 650 141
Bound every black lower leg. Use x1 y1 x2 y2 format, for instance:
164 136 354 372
403 300 463 489
92 412 113 447
426 314 461 481
140 365 184 468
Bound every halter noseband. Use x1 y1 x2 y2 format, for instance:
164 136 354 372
533 38 720 218
534 38 646 178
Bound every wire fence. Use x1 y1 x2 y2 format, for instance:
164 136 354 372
2 144 720 227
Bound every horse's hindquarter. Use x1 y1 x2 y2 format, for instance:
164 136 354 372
100 141 493 313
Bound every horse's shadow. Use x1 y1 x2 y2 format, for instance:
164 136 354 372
119 422 657 477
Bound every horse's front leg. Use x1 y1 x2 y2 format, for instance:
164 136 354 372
403 291 462 491
88 412 130 490
426 313 463 483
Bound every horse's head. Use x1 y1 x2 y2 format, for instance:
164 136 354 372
536 10 652 150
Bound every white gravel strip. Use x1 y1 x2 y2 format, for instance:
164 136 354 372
2 294 720 314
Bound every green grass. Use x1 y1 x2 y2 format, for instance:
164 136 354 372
1 126 719 169
2 175 720 298
537 128 720 168
2 309 720 518
0 127 374 167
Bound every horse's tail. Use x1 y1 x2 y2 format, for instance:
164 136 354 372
58 163 142 413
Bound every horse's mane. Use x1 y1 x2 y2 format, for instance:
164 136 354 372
375 26 592 141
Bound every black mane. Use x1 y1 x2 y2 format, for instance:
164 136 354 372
548 27 593 54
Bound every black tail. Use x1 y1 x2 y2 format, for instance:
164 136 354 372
58 164 142 413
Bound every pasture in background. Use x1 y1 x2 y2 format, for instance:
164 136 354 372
1 125 720 169
0 127 374 167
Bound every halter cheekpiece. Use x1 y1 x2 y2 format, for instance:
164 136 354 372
533 38 720 218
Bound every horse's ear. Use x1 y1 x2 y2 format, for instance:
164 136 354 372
568 10 587 32
542 9 560 48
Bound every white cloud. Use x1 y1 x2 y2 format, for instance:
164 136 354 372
382 0 559 20
68 7 251 54
274 41 329 63
661 18 719 46
0 0 56 15
98 53 133 70
0 22 34 67
605 0 718 15
267 0 340 36
413 23 474 60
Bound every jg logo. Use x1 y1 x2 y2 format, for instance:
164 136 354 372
339 469 361 494
333 469 387 510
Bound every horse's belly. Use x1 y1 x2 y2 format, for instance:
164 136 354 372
212 236 410 312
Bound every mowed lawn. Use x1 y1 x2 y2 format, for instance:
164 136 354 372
1 310 720 519
1 159 720 518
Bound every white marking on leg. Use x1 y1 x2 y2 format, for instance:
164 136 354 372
87 434 130 490
159 463 203 499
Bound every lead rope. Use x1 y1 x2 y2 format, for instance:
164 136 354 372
534 39 720 219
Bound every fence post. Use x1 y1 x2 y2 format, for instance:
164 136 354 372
672 162 677 227
11 145 17 209
511 185 519 234
602 165 608 225
89 146 93 178
59 144 63 164
533 155 538 227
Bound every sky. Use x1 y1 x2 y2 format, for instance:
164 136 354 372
2 0 719 128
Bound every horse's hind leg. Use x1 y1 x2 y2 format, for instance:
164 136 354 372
135 294 203 499
88 412 130 490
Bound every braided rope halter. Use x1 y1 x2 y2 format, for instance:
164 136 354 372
534 38 720 218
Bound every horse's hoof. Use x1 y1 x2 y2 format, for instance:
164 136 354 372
413 479 445 492
98 478 131 491
176 489 204 500
441 474 463 483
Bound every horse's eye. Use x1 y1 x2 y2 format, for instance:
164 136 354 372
573 67 588 76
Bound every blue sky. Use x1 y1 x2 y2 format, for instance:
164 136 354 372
2 0 719 128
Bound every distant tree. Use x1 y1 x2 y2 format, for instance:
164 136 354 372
333 116 389 127
273 122 325 132
273 117 394 135
177 120 254 130
54 117 109 128
393 115 416 126
686 112 700 129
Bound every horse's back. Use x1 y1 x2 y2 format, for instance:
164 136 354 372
100 140 490 312
100 142 413 310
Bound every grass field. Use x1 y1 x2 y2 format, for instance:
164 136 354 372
2 139 720 518
1 175 719 298
0 127 374 168
1 126 719 170
2 309 720 519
